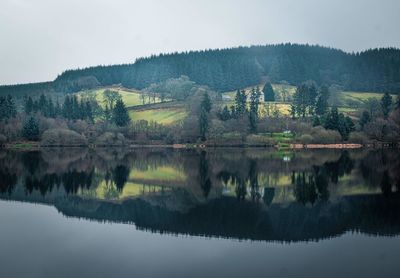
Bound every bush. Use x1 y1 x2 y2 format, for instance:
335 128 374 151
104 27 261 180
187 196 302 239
246 134 276 145
348 131 369 144
310 126 342 143
41 128 87 146
95 132 127 146
297 134 314 144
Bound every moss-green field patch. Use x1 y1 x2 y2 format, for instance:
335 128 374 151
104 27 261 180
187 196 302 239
129 108 187 125
79 87 160 108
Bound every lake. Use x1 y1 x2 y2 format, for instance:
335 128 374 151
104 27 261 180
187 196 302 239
0 148 399 278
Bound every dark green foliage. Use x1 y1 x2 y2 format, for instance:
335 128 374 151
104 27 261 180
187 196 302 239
24 96 34 114
219 106 231 121
313 116 321 127
61 95 93 121
249 87 261 132
359 111 371 129
22 116 39 141
103 90 122 110
0 95 17 120
199 93 212 140
324 107 340 130
112 165 129 191
112 99 130 127
199 108 209 141
202 92 212 113
381 92 393 119
323 107 355 140
262 82 275 102
234 89 247 117
1 45 400 98
290 104 296 119
293 82 318 117
315 86 330 115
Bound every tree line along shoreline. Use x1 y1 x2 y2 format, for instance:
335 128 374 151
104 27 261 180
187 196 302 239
0 76 399 148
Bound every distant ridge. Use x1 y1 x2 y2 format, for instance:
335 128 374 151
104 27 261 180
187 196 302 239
1 43 400 97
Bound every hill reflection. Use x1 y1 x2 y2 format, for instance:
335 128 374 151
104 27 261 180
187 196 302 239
1 148 399 242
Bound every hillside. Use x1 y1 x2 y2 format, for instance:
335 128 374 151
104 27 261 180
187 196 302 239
1 44 400 98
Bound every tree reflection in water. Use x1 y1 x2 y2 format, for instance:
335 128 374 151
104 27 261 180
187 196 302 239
0 148 399 241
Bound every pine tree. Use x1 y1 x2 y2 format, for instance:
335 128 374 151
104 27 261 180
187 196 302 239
54 100 61 117
6 95 16 119
85 101 94 123
199 93 212 141
381 92 393 119
290 104 297 119
22 116 39 141
313 116 321 127
359 110 371 129
199 107 209 141
24 96 34 114
219 106 231 121
113 99 130 126
262 82 275 102
104 104 111 122
234 89 247 117
38 94 47 113
201 92 212 112
249 87 261 133
0 95 16 120
62 96 73 119
315 86 330 115
324 107 340 130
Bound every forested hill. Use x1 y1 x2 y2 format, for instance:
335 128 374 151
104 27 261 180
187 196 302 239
2 44 400 97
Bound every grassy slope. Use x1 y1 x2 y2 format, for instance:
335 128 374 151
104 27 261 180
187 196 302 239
221 84 394 118
81 84 393 125
80 87 188 125
129 108 187 125
80 87 160 108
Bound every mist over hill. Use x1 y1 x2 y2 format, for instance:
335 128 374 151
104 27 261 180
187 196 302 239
1 43 400 97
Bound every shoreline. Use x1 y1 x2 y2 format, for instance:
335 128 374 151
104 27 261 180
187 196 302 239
1 142 399 150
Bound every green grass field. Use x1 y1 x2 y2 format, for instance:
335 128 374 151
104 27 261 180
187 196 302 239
80 87 160 108
337 91 396 107
129 108 187 125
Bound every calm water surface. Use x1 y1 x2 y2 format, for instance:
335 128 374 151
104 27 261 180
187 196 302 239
0 148 399 278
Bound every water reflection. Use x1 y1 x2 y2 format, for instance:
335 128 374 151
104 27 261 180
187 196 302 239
0 148 399 241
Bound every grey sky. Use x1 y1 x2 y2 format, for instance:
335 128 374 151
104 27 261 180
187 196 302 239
1 0 399 85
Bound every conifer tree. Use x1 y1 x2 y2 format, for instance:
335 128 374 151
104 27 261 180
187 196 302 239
113 99 130 126
22 116 39 141
24 96 34 114
262 82 275 102
219 106 231 121
315 86 330 115
359 111 371 129
381 92 393 119
249 87 261 132
199 92 212 141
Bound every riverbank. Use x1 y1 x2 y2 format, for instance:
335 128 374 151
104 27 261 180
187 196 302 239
2 141 399 150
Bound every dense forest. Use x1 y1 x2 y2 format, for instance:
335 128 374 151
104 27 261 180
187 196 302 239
1 44 400 98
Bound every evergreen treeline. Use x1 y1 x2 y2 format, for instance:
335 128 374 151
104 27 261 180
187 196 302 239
1 44 400 97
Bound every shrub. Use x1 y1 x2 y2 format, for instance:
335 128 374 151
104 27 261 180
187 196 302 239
95 132 127 146
310 126 342 143
348 131 369 144
246 134 275 145
41 128 87 146
298 134 314 144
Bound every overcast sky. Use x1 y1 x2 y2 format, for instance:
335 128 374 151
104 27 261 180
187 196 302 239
1 0 399 85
